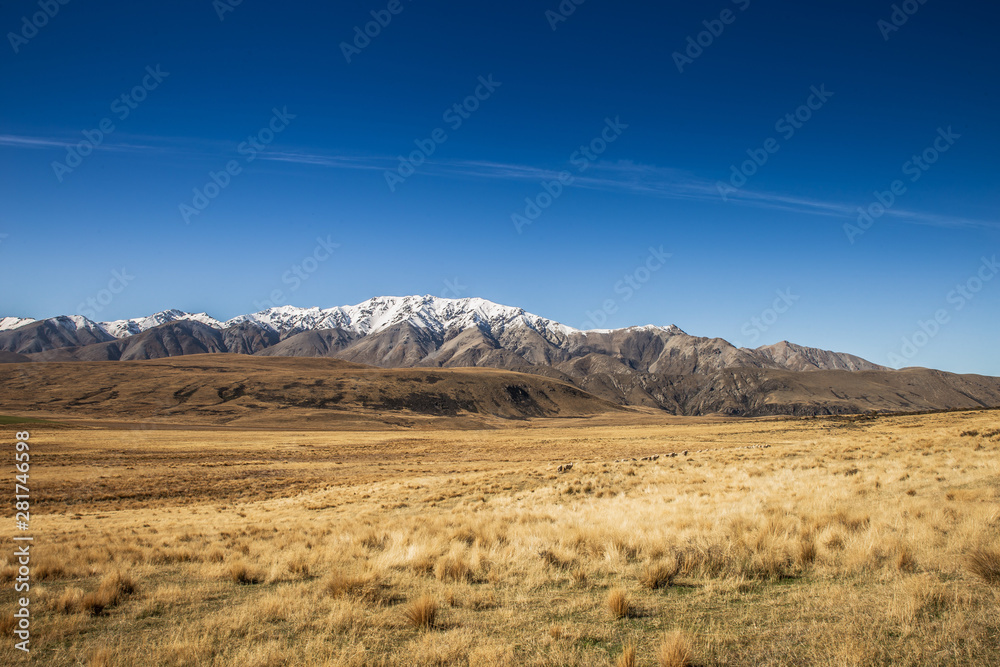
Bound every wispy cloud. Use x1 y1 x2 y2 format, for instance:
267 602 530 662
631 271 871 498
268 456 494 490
413 158 998 231
2 132 995 231
262 151 390 170
0 135 72 149
0 133 173 155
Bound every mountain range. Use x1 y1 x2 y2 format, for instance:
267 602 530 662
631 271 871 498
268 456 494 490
2 295 999 416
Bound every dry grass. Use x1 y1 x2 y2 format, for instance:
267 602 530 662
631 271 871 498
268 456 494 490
657 630 693 667
80 571 137 615
640 559 679 590
607 588 634 619
226 561 262 585
54 587 84 614
964 545 1000 585
615 642 637 667
1 409 999 665
404 595 438 629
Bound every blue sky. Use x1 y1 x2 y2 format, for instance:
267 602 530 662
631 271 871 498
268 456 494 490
1 0 998 374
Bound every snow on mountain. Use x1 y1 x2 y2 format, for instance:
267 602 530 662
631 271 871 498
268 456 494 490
0 317 35 331
99 310 223 338
582 324 686 335
19 315 117 342
225 295 584 340
0 297 888 375
0 315 107 335
1 297 682 341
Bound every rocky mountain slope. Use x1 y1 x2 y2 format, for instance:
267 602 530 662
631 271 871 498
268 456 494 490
3 295 997 416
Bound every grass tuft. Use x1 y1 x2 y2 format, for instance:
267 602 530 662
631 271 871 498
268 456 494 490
656 630 693 667
55 587 85 614
80 571 138 615
965 545 1000 585
641 559 679 589
615 642 637 667
607 588 634 619
227 562 262 585
404 594 438 629
434 554 471 582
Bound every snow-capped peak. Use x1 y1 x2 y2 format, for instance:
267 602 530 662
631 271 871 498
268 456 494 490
0 316 35 331
98 310 223 338
581 324 686 335
225 295 578 340
0 296 680 341
56 314 114 333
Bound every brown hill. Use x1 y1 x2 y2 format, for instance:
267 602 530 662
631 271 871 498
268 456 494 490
0 354 622 428
2 355 997 425
630 367 1000 416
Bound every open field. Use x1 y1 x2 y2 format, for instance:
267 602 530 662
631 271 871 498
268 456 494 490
2 410 999 665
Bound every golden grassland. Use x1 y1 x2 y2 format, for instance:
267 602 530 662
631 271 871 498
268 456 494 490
1 410 999 666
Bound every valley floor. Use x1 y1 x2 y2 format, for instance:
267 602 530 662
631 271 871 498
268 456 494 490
1 410 999 665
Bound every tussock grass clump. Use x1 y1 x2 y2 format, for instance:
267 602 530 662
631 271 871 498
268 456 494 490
79 592 107 616
539 548 576 571
656 630 693 667
81 571 138 615
285 554 310 578
359 530 389 551
54 587 85 614
87 647 117 667
641 559 679 589
434 553 471 582
615 642 637 667
32 559 67 581
322 570 381 600
404 594 438 629
965 545 1000 585
607 588 634 619
226 562 262 585
894 543 917 572
893 575 953 622
797 536 818 566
